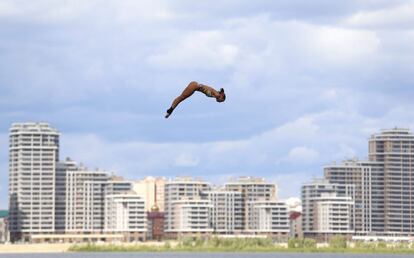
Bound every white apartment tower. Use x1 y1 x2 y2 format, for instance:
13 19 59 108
322 128 414 237
55 158 78 233
105 177 133 196
171 199 213 234
164 177 211 236
249 200 290 238
104 192 147 241
302 179 355 241
8 122 146 242
324 159 382 235
8 123 60 242
313 193 354 235
202 190 243 234
133 177 166 212
65 169 109 232
225 177 277 231
369 128 414 235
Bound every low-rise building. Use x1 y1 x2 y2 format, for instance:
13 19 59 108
147 205 164 241
289 211 302 239
0 210 8 243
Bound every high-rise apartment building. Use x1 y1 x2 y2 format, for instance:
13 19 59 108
369 128 414 235
65 168 109 232
248 200 290 238
324 160 382 235
55 158 78 233
163 176 289 238
105 176 133 196
133 177 166 212
8 123 60 242
321 128 414 237
302 179 355 240
225 177 277 231
104 192 147 241
171 199 213 234
202 189 243 234
164 177 211 236
7 122 148 242
314 193 354 236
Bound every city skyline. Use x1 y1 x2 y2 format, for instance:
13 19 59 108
7 122 292 242
1 1 414 210
2 122 414 210
6 122 414 242
302 128 414 239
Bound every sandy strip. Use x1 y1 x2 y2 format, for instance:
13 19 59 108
0 243 71 253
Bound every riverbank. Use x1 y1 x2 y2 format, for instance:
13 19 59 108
69 244 414 254
2 239 414 254
69 238 414 255
0 241 174 253
0 243 71 253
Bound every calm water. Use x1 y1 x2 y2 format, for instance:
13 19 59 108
0 253 411 258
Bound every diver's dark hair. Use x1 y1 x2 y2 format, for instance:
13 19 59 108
220 88 226 101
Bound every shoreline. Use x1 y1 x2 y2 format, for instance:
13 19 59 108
1 242 414 255
0 241 170 254
68 242 414 255
0 243 72 253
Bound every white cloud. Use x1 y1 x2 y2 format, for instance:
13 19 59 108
258 116 319 144
4 100 414 206
269 172 311 199
0 0 175 24
110 0 175 24
286 146 319 163
174 153 200 167
147 30 239 70
322 88 337 99
0 0 93 22
305 25 380 65
0 0 18 17
152 18 380 72
57 108 367 181
344 2 414 29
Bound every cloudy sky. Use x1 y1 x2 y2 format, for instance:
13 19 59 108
1 0 414 209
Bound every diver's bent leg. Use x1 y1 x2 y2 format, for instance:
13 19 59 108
171 82 198 110
180 82 199 97
171 95 186 110
165 95 185 118
165 82 199 118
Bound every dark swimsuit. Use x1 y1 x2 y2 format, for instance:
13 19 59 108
197 84 213 97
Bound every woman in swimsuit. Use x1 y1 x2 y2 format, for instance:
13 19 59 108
165 81 226 118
